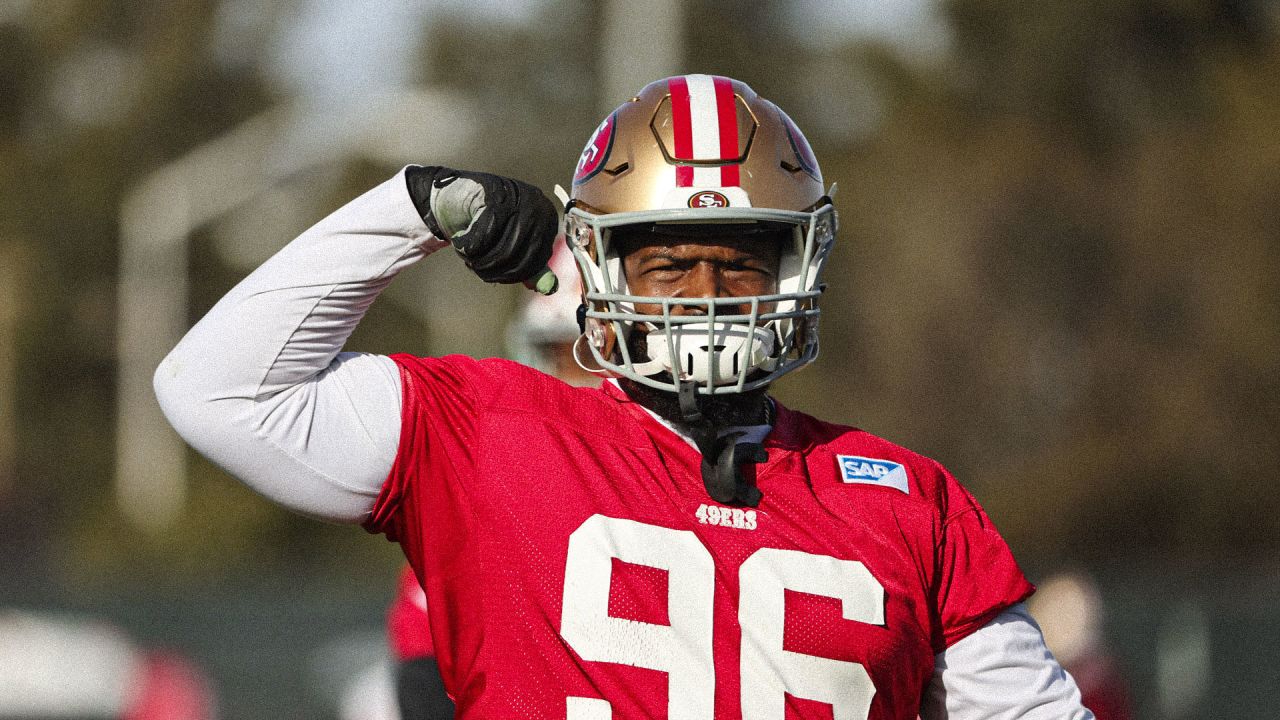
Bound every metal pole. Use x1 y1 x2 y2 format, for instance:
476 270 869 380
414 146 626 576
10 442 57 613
599 0 685 113
0 241 24 493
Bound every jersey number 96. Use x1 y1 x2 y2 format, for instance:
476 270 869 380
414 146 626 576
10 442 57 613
561 515 884 719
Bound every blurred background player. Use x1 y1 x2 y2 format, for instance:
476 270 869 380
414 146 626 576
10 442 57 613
386 566 454 720
1029 571 1134 720
0 609 216 720
385 240 587 719
505 238 597 387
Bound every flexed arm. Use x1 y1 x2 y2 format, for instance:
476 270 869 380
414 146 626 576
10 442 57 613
153 167 557 522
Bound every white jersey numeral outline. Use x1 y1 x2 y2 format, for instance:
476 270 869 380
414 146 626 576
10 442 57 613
562 514 884 719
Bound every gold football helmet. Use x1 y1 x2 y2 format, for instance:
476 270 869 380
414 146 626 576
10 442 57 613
562 74 837 395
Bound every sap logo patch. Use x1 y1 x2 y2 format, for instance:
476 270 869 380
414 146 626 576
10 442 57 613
836 455 910 494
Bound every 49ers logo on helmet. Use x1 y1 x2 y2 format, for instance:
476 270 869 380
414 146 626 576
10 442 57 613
573 112 616 185
688 190 730 208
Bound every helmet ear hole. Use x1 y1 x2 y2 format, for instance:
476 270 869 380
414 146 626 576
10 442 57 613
585 315 618 359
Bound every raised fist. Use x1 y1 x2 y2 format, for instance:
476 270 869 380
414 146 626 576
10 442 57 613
406 166 559 293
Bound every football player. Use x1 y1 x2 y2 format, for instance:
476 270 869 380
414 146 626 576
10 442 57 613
387 565 455 719
1028 571 1133 720
504 239 598 387
156 75 1094 718
0 610 216 719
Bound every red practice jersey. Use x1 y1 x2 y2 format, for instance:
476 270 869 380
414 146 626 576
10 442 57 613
388 564 436 662
365 355 1033 719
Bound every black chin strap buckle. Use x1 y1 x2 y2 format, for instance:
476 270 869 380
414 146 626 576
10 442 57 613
697 431 767 508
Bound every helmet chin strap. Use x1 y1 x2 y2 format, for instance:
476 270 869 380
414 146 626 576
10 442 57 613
622 322 775 507
677 378 769 508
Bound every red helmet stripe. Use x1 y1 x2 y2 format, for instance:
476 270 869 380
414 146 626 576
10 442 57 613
668 76 694 187
712 75 740 186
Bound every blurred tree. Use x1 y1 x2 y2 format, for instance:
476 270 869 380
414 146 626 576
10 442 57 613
419 0 600 185
794 0 1279 566
635 0 1280 568
0 0 278 588
929 0 1280 564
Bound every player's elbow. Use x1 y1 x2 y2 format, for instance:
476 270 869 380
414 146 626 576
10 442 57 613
152 345 232 450
153 348 192 432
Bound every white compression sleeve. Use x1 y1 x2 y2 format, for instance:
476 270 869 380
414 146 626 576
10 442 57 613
921 603 1094 720
154 168 447 522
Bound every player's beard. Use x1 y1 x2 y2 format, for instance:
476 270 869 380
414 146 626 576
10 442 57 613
619 328 771 428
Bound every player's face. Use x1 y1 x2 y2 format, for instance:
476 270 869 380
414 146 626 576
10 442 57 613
618 231 781 316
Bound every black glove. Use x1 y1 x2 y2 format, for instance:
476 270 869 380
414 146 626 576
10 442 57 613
405 165 558 288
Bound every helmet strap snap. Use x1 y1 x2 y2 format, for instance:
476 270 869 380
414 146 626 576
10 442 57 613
677 379 703 423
